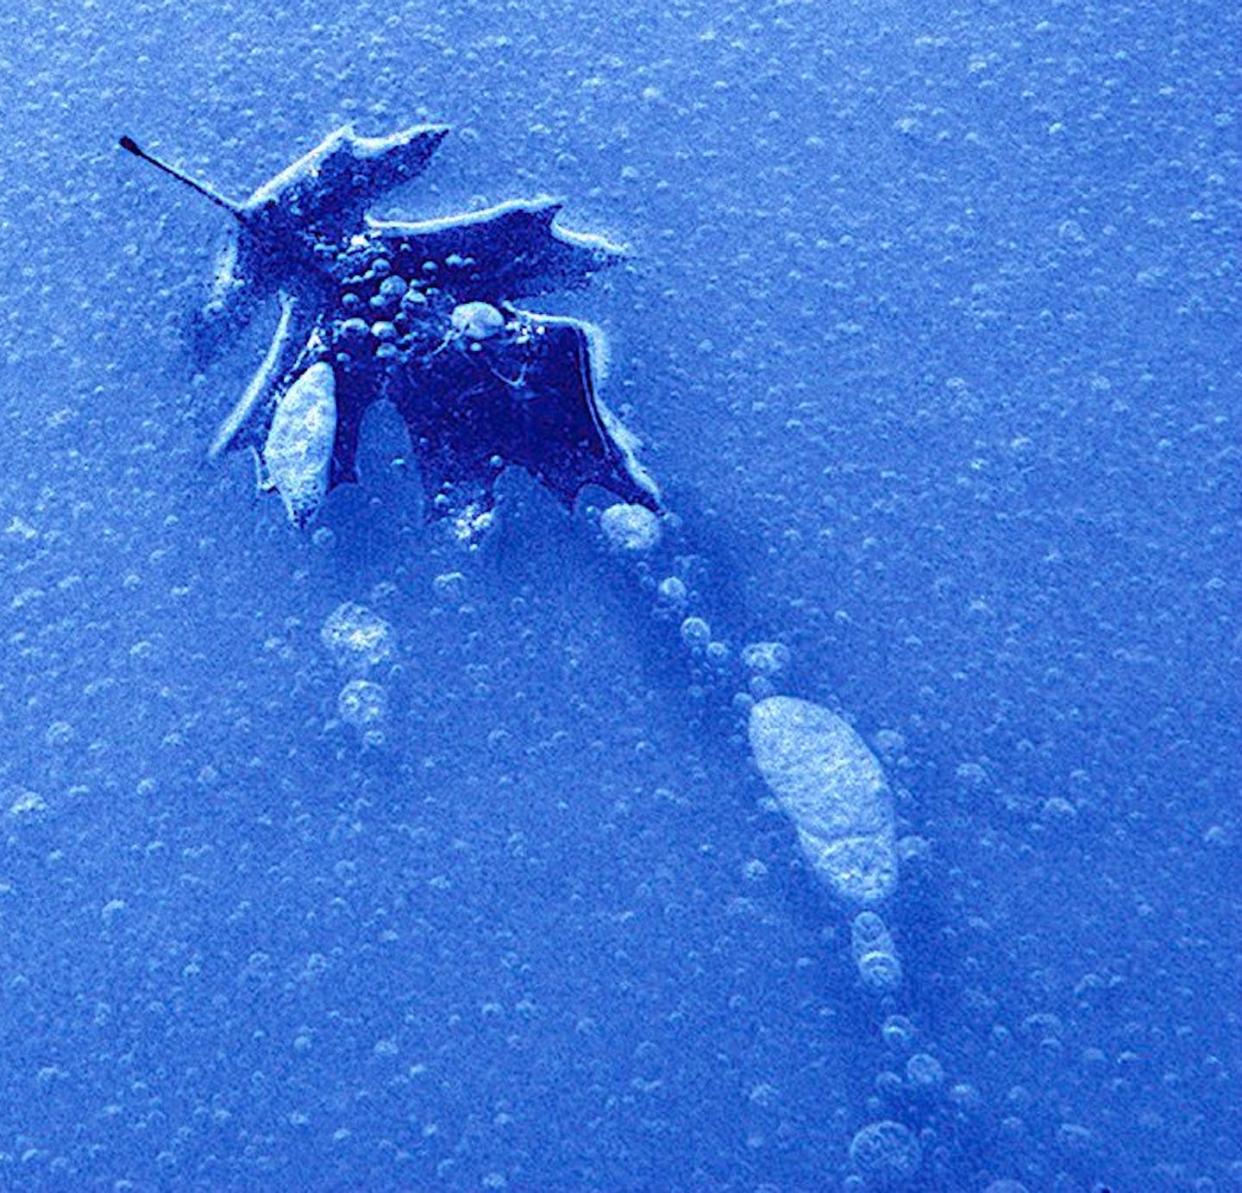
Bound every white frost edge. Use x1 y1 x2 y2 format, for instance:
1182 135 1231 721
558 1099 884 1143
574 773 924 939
209 290 296 459
244 125 451 209
367 199 627 258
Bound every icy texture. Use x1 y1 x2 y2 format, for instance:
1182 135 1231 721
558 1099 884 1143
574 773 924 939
3 0 1234 1188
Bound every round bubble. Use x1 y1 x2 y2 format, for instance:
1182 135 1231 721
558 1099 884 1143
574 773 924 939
600 503 661 551
849 1119 922 1180
339 317 369 342
851 911 891 949
680 616 711 648
657 576 687 605
872 728 906 758
905 1053 944 1090
451 301 506 341
857 949 903 992
882 1015 916 1051
321 602 396 671
338 680 387 726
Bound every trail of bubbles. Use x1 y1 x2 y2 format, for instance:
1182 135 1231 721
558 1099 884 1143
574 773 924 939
595 500 943 1188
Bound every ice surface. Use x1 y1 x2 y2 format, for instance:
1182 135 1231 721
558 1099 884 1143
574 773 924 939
3 0 1235 1188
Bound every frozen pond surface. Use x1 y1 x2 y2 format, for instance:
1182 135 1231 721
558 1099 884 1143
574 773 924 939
0 1 1237 1189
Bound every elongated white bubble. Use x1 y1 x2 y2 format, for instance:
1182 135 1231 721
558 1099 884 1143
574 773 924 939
748 697 898 903
264 361 338 524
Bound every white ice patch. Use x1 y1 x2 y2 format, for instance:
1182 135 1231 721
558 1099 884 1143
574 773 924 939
263 361 338 525
748 697 898 903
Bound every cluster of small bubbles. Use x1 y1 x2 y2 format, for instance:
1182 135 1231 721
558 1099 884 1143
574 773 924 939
905 1052 944 1091
600 503 662 551
954 761 989 787
852 911 903 992
372 274 407 313
741 641 791 676
320 602 396 672
337 679 387 726
680 615 711 649
742 641 789 698
848 1119 922 1180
